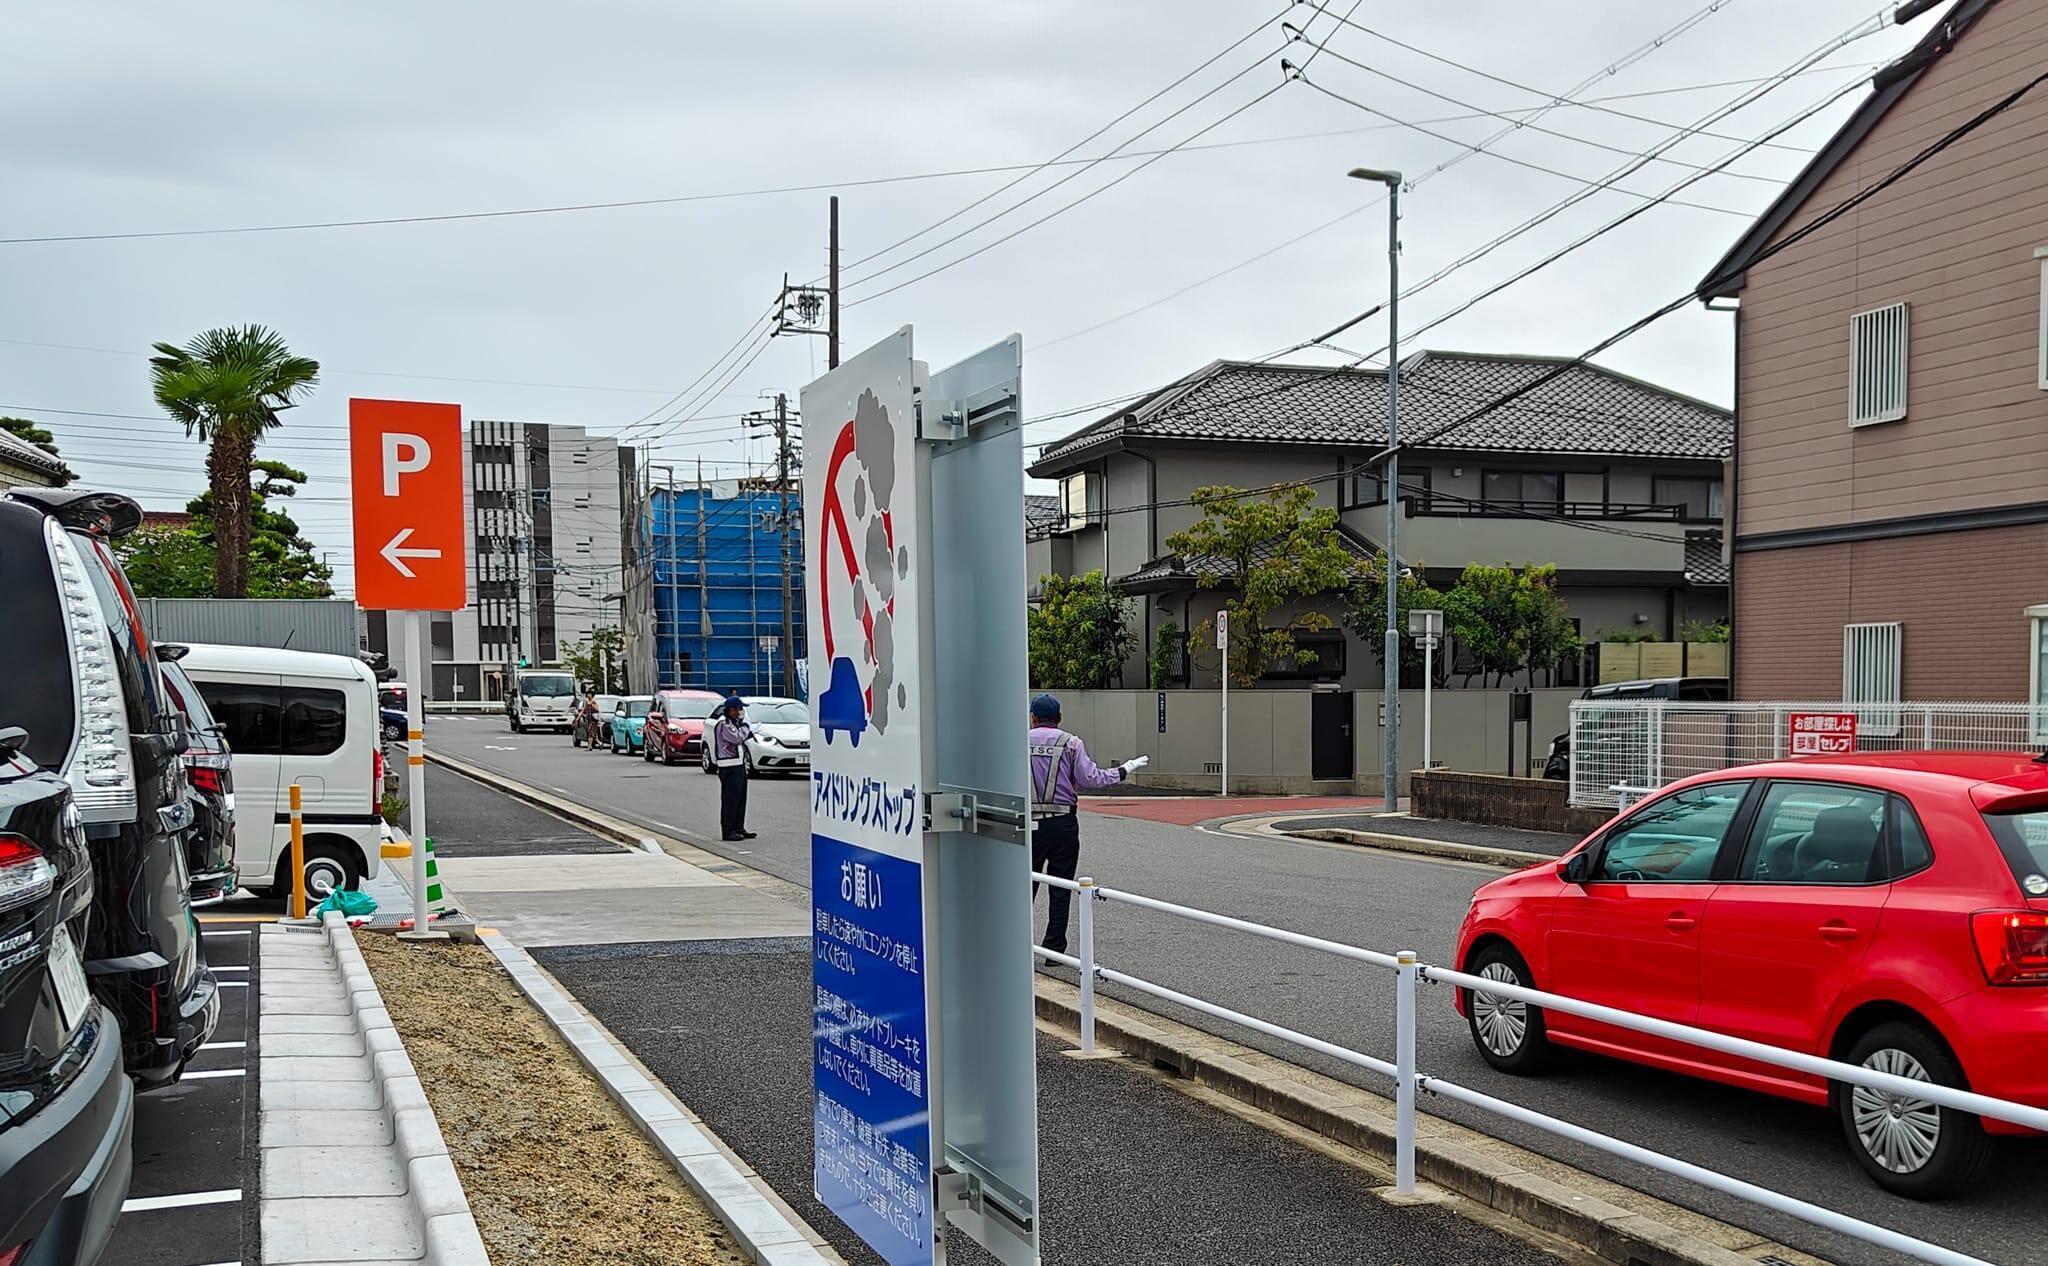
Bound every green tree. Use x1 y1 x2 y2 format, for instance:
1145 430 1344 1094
1441 563 1578 686
561 627 627 693
1028 570 1136 690
150 326 320 597
115 464 334 598
1147 620 1182 689
1167 484 1360 686
0 416 74 485
1342 559 1446 679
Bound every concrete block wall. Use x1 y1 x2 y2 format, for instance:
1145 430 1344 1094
1412 770 1612 836
1052 687 1582 794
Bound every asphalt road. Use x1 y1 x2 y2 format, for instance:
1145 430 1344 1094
426 714 2048 1266
106 917 261 1266
536 938 1559 1266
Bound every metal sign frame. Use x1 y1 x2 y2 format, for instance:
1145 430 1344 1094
804 330 1039 1266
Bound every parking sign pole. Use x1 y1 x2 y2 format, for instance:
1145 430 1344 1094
398 609 443 942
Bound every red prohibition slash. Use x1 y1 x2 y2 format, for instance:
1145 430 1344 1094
820 420 896 712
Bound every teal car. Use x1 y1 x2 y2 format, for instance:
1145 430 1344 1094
608 696 654 754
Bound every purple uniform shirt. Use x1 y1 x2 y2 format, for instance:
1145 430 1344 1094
713 717 753 765
1029 725 1123 811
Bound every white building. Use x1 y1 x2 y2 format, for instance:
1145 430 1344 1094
368 421 643 703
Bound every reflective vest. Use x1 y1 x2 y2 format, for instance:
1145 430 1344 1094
1030 732 1076 817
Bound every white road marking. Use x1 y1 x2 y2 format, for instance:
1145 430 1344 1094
181 1068 246 1080
201 929 250 937
210 965 248 973
199 1040 246 1051
215 981 248 988
122 1189 241 1212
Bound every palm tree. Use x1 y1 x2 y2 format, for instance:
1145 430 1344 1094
150 326 320 598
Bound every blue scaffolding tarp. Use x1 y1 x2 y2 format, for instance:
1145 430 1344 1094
648 487 805 697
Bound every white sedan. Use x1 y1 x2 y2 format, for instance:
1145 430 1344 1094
699 697 811 775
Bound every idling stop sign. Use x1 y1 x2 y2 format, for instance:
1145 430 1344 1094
349 399 467 610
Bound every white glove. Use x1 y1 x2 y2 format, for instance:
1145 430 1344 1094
1121 756 1149 776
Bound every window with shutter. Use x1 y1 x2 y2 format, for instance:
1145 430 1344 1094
1848 302 1909 427
1843 622 1902 736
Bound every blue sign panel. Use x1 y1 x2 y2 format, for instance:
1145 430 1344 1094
1157 690 1167 734
813 833 933 1266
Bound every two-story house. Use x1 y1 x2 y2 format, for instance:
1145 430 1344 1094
1029 350 1732 689
1696 0 2044 712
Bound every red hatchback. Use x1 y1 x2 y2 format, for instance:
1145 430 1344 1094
642 689 723 766
1455 752 2048 1198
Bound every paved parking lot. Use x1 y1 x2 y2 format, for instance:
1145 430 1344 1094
106 914 263 1266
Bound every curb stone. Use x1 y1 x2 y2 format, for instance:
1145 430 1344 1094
1030 975 1827 1266
1286 825 1551 869
477 931 838 1266
259 915 492 1266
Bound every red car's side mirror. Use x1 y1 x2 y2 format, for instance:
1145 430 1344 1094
1560 852 1591 885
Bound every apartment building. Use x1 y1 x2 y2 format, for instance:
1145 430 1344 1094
1696 0 2047 714
366 420 644 701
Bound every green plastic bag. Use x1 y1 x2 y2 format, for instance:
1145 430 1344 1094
311 888 378 920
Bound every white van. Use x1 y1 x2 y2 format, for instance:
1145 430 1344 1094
176 644 383 899
506 668 578 732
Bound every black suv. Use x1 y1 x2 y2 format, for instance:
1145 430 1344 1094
0 728 133 1266
0 489 218 1086
1542 675 1731 780
157 653 237 908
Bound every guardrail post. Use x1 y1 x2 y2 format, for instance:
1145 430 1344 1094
1395 948 1418 1195
1077 877 1098 1054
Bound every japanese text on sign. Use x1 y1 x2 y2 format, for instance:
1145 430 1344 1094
1789 711 1858 756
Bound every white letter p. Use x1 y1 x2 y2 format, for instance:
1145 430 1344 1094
382 432 431 497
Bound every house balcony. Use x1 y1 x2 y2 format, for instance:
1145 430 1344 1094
1344 497 1714 577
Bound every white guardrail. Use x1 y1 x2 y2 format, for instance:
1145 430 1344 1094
1567 700 2045 810
1030 873 2048 1266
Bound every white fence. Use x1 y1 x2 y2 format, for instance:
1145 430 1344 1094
1033 872 2047 1266
1567 700 2044 809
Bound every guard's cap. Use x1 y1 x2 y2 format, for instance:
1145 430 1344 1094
1030 692 1061 721
722 695 746 711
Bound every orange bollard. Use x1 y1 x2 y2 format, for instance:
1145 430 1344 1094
289 781 307 919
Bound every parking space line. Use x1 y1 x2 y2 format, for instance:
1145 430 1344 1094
181 1069 246 1080
210 965 248 973
215 981 248 989
199 1041 246 1051
201 928 251 937
122 1189 241 1213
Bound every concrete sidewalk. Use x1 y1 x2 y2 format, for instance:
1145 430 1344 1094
420 762 808 947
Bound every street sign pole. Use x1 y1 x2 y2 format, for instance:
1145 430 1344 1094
1217 610 1229 797
349 398 467 945
399 609 442 941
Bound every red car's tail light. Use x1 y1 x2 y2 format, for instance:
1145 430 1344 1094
0 831 55 915
1972 910 2048 986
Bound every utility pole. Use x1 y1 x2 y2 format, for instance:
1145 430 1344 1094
696 456 710 687
774 198 841 369
747 393 800 696
1351 166 1404 808
828 196 841 370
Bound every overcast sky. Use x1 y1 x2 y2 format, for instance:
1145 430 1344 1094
0 1 1929 593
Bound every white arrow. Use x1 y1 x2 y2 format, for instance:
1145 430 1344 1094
380 527 441 579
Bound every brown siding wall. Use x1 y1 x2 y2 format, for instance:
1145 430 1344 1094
1736 0 2048 539
1735 520 2048 699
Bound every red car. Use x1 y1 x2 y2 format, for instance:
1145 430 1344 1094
642 689 724 766
1455 751 2048 1198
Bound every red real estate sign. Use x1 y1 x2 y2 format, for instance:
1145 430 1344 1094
1788 711 1858 756
349 398 467 611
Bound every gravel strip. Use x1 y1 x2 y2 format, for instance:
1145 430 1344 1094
358 932 751 1266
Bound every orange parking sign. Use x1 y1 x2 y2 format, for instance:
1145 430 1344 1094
349 399 467 611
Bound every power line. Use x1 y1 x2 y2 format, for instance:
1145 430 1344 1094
823 3 1293 286
839 33 1289 298
1026 7 1896 444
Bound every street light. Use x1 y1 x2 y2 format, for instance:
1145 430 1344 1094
1350 165 1403 807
